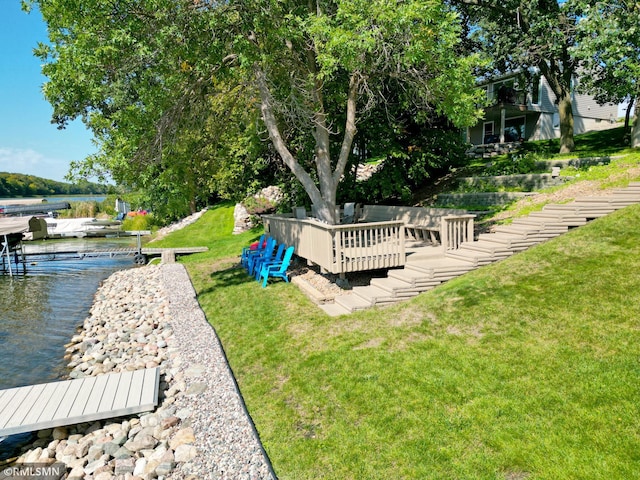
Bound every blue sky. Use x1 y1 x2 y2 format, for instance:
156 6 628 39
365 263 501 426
0 1 95 182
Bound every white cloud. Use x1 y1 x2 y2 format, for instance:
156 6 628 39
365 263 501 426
0 147 71 182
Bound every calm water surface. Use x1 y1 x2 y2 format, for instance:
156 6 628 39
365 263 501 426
0 239 139 457
0 239 137 390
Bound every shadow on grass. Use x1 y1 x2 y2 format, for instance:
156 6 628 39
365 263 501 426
521 126 628 157
197 264 257 295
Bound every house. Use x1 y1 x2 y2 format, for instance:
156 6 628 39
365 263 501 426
465 72 620 146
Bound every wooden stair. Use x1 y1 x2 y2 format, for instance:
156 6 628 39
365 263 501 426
319 184 640 316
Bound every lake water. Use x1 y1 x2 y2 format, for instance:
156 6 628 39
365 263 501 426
0 240 137 390
0 195 107 204
0 239 138 458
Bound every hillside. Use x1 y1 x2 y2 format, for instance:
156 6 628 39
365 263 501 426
0 172 109 197
149 127 640 479
152 175 638 479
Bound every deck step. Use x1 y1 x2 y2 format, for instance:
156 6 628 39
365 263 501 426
527 211 588 226
493 225 547 240
387 269 445 287
445 249 495 266
575 195 640 205
513 217 576 229
352 285 403 304
405 257 476 277
508 220 569 235
319 302 351 317
573 200 627 209
494 224 564 240
543 204 615 217
457 240 514 257
406 248 447 262
370 277 423 295
613 187 640 196
477 232 538 249
334 294 373 312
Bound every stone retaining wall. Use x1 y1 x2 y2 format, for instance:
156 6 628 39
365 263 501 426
435 192 537 207
457 173 566 191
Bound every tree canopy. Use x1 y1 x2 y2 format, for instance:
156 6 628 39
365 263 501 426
26 0 484 223
454 0 582 153
571 0 640 147
24 0 640 220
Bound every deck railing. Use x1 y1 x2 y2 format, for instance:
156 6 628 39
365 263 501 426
441 215 475 251
263 215 406 275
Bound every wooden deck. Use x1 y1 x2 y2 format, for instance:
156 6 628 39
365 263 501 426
263 207 473 275
0 367 160 436
322 183 640 315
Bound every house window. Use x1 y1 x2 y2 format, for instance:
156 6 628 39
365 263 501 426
483 122 497 143
492 79 517 104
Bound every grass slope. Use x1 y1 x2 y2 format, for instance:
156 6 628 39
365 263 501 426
150 131 640 479
153 201 640 480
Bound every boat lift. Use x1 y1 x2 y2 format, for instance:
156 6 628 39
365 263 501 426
0 233 26 276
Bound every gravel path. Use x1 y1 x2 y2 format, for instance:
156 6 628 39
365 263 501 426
160 264 277 480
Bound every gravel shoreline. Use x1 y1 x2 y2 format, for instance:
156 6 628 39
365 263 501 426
160 264 276 480
5 264 276 480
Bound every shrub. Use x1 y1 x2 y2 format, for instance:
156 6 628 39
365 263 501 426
122 213 153 231
353 129 470 204
242 195 278 215
483 151 542 176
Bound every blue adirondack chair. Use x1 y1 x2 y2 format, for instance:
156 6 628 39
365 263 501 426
260 246 295 287
246 237 276 275
241 234 265 269
253 242 285 279
243 235 269 272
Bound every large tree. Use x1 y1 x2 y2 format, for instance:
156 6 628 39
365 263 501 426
234 0 485 222
27 0 484 223
571 0 640 148
455 0 581 153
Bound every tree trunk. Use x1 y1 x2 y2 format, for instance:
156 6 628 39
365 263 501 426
557 94 575 154
624 98 635 131
632 98 640 149
255 69 329 217
254 67 359 225
537 56 576 154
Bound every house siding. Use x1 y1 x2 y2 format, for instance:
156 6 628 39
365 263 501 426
467 73 620 145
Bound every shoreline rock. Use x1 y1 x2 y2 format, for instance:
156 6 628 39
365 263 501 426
5 264 275 480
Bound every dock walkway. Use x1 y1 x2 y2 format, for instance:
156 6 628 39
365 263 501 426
0 367 159 437
20 245 208 263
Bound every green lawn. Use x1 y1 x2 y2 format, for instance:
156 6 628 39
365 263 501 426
151 147 640 479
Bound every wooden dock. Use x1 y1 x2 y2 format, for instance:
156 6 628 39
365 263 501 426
20 245 208 263
0 367 160 437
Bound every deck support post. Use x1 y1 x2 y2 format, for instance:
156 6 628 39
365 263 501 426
2 234 12 276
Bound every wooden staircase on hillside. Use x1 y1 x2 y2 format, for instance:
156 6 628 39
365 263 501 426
319 182 640 316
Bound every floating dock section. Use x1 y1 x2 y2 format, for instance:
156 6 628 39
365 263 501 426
0 367 160 437
0 201 71 216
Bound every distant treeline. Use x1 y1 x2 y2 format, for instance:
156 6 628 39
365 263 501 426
0 172 111 197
